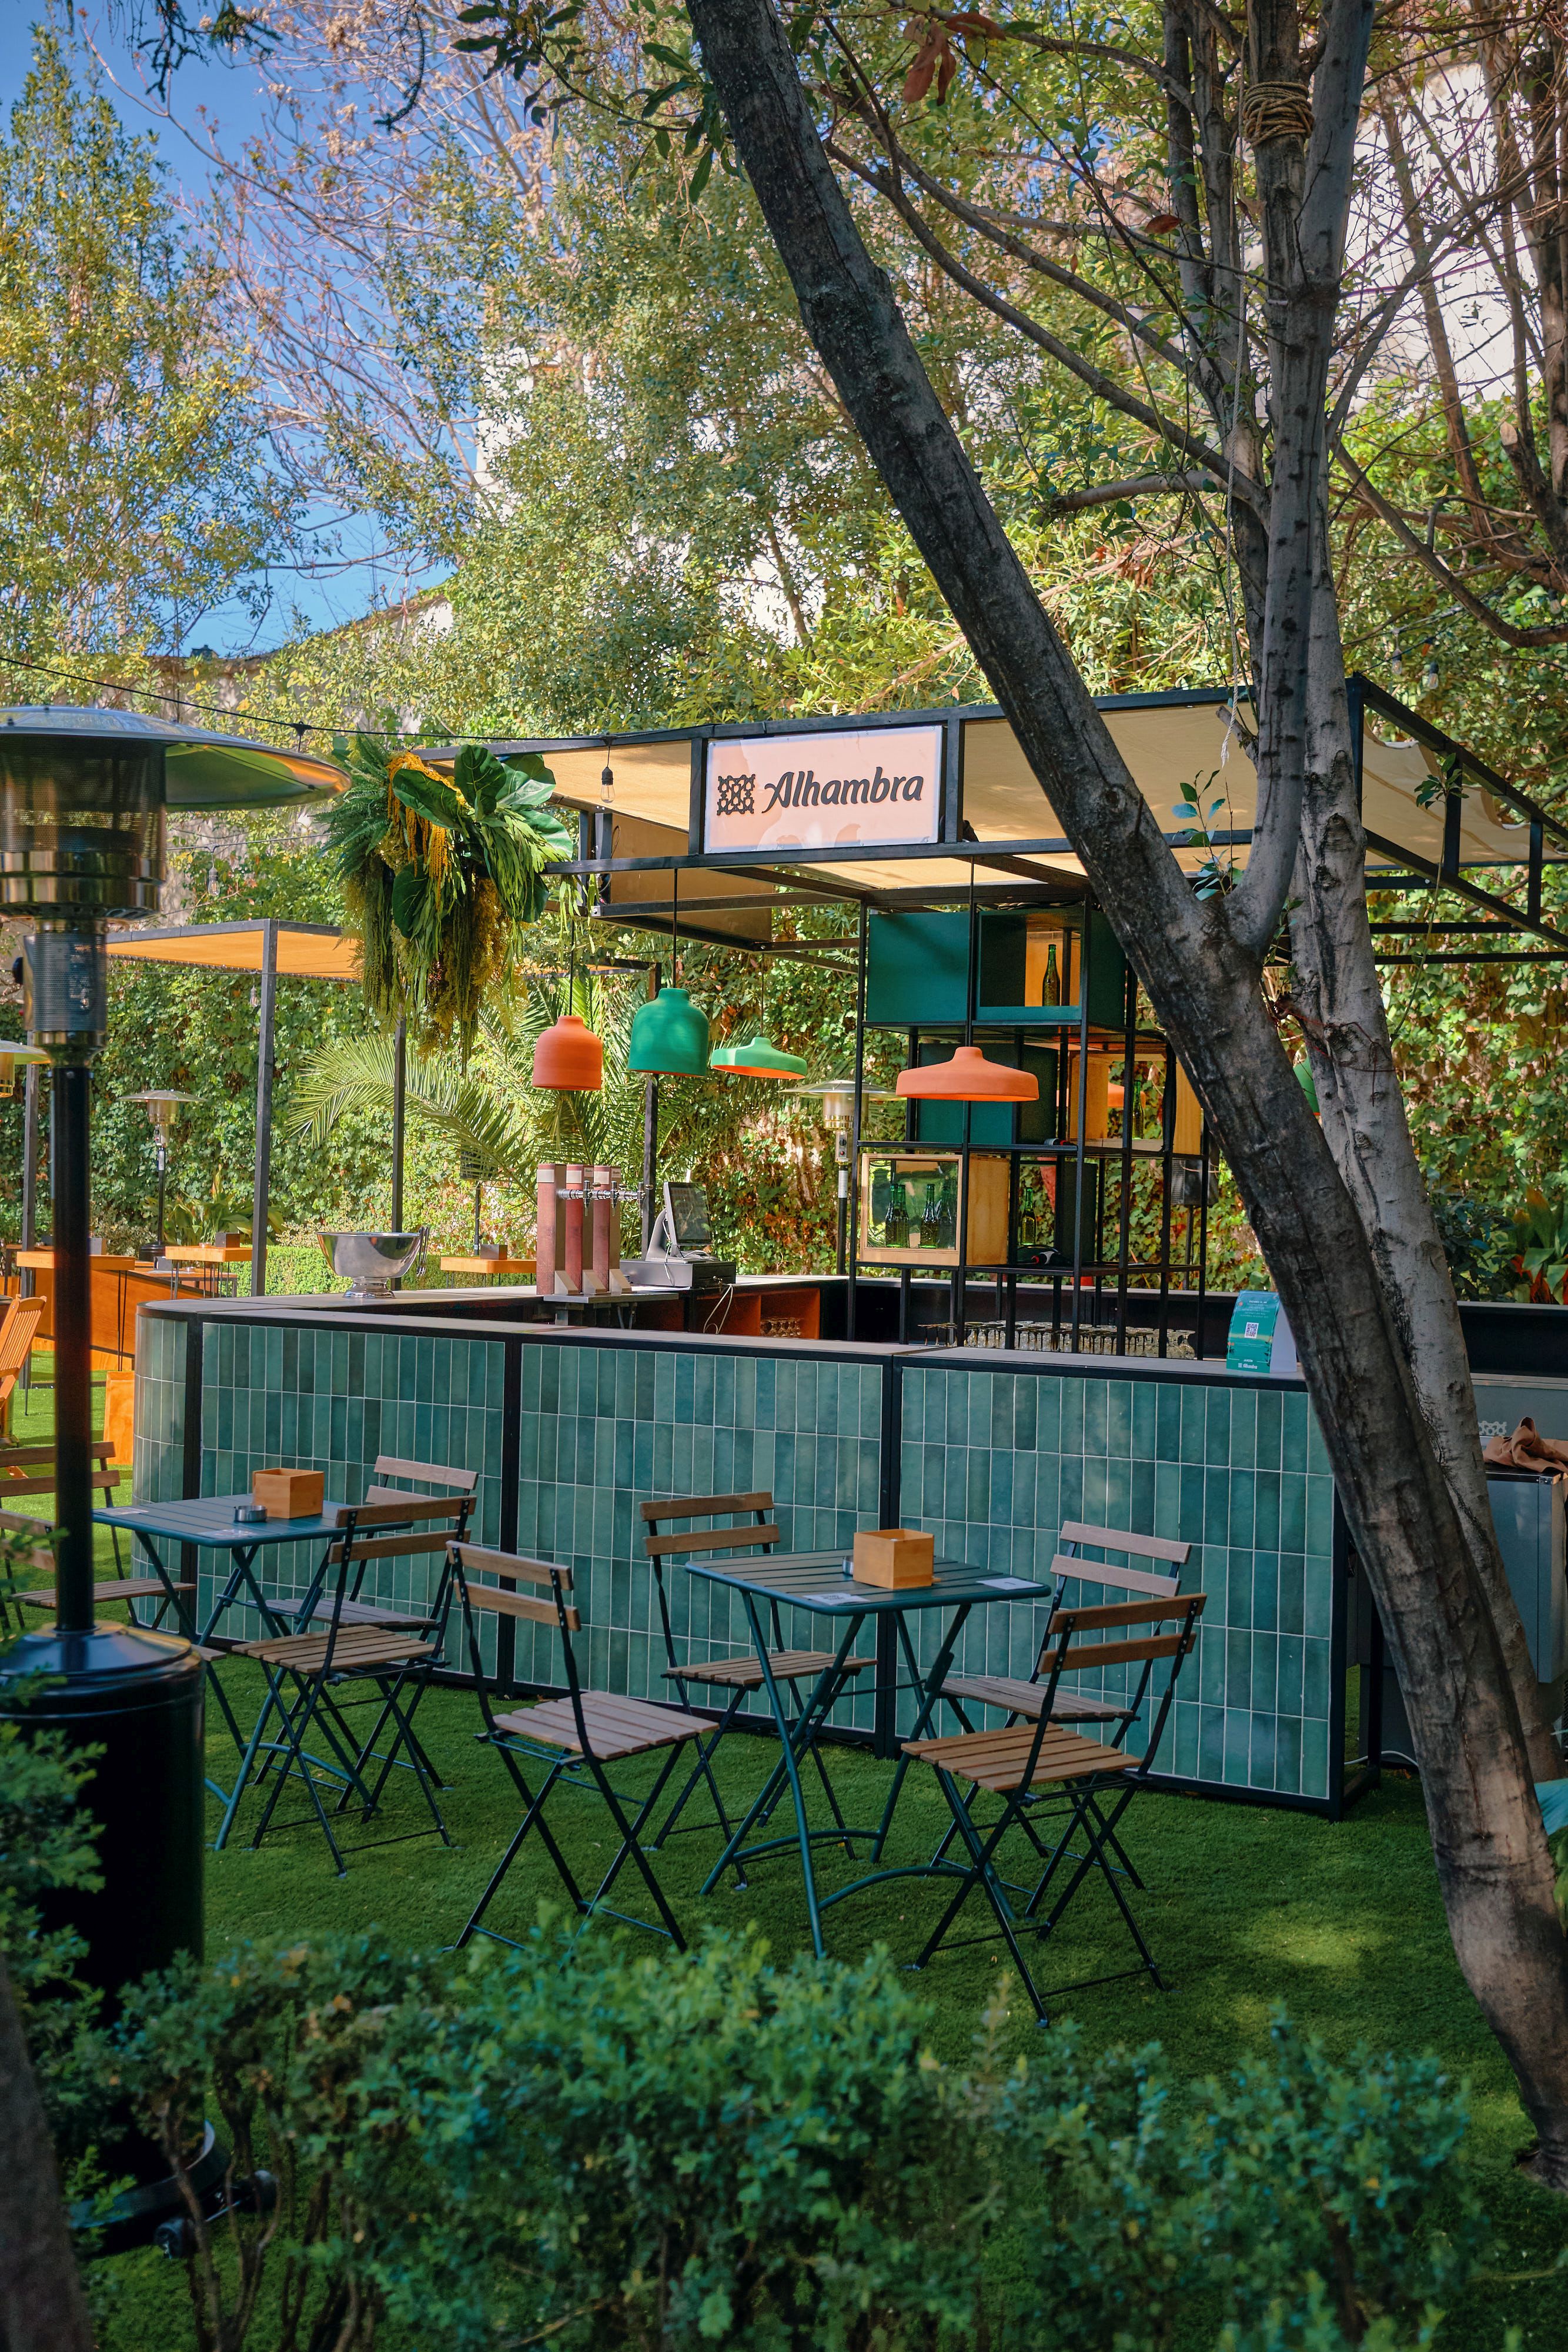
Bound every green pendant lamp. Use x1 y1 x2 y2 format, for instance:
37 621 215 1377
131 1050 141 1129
711 1031 809 1077
709 944 806 1078
628 862 710 1074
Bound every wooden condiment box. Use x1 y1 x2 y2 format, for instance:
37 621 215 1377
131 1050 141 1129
251 1468 326 1521
853 1528 935 1588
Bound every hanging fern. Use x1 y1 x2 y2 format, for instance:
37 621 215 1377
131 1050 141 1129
322 729 574 1062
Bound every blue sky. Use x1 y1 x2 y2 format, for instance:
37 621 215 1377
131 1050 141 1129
2 3 437 657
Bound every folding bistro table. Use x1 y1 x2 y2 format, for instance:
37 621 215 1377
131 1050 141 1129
688 1549 1051 1955
92 1492 346 1789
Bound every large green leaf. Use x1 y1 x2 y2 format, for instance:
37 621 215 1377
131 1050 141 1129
390 863 429 940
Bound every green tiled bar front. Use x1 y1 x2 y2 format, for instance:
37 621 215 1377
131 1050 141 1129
133 1302 1343 1808
900 1361 1338 1801
509 1339 885 1727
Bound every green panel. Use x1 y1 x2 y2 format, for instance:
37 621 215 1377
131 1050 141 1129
870 907 1128 1035
897 1360 1336 1803
977 911 1028 1005
865 910 969 1026
1085 908 1129 1029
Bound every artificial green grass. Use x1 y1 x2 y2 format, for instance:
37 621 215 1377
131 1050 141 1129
11 1369 1568 2348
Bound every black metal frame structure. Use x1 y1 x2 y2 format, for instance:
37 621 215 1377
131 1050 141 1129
433 677 1568 1357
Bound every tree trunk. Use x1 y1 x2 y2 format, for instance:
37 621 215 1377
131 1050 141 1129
0 1957 95 2352
684 0 1568 2179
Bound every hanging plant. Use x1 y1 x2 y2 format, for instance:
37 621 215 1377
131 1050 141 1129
323 730 574 1061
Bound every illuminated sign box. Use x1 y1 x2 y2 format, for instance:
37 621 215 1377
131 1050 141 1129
704 724 942 856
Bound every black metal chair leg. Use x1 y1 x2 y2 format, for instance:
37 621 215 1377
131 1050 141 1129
457 1756 581 1946
583 1746 690 1947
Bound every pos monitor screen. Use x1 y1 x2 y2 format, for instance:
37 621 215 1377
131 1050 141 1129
664 1181 713 1251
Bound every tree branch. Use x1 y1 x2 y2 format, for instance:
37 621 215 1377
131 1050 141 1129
821 135 1266 510
1334 442 1568 643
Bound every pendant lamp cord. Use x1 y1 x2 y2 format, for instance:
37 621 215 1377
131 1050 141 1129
673 861 680 985
965 860 977 1047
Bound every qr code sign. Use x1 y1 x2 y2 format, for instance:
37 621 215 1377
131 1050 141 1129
714 773 755 817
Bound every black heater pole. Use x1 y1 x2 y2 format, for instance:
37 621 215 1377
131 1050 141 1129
1 707 342 2253
250 918 278 1299
49 1060 95 1628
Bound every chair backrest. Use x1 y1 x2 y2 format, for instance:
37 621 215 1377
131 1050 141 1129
330 1494 473 1570
447 1542 583 1743
1032 1521 1189 1678
0 1439 119 1499
0 1296 44 1387
0 1506 54 1573
1036 1592 1206 1773
1056 1520 1189 1595
364 1453 479 1508
319 1493 475 1643
640 1490 780 1661
640 1490 780 1562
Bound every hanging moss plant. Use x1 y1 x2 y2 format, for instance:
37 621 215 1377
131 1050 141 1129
323 730 574 1061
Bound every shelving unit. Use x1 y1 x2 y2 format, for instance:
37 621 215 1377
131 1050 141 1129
858 905 1214 1355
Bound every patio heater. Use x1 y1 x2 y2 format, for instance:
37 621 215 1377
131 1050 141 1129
784 1075 895 1274
0 709 342 2026
123 1088 193 1257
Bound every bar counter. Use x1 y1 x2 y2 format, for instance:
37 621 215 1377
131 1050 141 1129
133 1277 1349 1816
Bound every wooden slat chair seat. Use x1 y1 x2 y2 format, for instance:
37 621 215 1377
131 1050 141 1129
215 1495 472 1874
674 1646 870 1692
495 1689 714 1762
640 1491 871 1872
21 1575 195 1611
904 1592 1205 2024
453 1543 703 1952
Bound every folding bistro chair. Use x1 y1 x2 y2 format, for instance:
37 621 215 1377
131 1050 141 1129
932 1522 1191 1886
640 1491 873 1865
0 1508 52 1637
902 1586 1206 2023
4 1438 136 1589
285 1454 479 1633
0 1295 45 1442
216 1495 471 1872
251 1456 476 1789
938 1521 1191 1732
451 1542 712 1951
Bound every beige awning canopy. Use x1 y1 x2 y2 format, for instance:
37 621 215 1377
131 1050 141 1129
106 921 360 980
419 680 1560 945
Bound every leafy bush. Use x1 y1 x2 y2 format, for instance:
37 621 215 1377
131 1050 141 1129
1426 1185 1516 1301
89 1926 1486 2352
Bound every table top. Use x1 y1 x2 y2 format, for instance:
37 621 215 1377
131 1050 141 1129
686 1548 1052 1615
163 1244 252 1264
16 1250 143 1272
93 1493 347 1546
439 1255 537 1275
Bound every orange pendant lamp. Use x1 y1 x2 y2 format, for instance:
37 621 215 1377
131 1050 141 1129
895 1045 1038 1103
531 927 604 1091
894 880 1038 1105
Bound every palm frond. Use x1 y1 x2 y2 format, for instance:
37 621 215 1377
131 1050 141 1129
287 1038 529 1174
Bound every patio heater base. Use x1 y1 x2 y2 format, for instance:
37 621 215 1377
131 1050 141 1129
0 1623 206 2230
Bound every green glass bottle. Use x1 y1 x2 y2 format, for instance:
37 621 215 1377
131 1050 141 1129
1043 943 1061 1007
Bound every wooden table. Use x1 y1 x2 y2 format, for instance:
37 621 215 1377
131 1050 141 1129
162 1244 252 1296
15 1251 203 1365
686 1549 1052 1954
439 1255 537 1280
